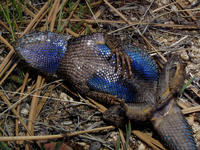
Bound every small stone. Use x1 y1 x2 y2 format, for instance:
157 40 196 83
188 46 200 64
21 108 29 115
89 142 101 150
77 142 89 149
60 92 73 101
62 121 73 126
196 132 200 141
180 50 189 61
138 143 146 150
186 63 200 78
108 132 118 142
192 123 200 133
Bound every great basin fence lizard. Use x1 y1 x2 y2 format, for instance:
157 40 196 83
14 32 198 150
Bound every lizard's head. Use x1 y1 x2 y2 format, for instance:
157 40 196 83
157 55 186 100
14 32 71 73
167 56 186 93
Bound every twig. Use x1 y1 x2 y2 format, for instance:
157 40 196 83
20 0 50 37
132 130 166 150
0 126 115 141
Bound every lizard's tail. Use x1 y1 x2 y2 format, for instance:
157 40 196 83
151 100 197 150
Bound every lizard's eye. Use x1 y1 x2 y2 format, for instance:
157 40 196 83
170 64 178 79
171 65 177 71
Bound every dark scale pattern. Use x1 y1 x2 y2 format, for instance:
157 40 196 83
152 101 198 150
14 32 70 73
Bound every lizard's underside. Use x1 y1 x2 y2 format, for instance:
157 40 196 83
14 32 198 150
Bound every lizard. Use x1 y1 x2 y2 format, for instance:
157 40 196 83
14 31 198 150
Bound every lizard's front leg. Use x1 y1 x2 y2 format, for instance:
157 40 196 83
96 33 133 78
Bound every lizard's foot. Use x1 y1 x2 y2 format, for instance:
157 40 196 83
104 34 133 78
103 105 127 128
110 49 133 78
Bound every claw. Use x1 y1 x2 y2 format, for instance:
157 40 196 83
109 49 133 78
125 55 133 78
114 50 120 73
105 34 133 78
120 52 125 77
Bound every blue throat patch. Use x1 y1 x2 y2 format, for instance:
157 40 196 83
15 32 68 73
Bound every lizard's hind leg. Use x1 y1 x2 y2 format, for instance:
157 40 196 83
86 91 127 127
86 91 123 105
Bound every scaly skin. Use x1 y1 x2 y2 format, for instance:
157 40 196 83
14 32 197 150
57 33 158 104
152 100 197 150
